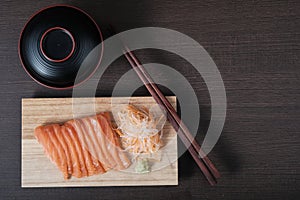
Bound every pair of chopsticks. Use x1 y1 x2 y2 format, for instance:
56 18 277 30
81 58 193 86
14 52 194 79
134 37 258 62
108 27 220 185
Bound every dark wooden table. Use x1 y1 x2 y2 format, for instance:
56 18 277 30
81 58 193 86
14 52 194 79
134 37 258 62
0 0 299 199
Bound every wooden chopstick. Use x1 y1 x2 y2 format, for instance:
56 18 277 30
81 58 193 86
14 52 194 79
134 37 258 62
125 48 220 178
123 51 218 185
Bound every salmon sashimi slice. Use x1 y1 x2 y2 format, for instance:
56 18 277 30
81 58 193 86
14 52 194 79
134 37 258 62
64 123 106 177
87 116 110 171
61 126 81 178
97 114 131 170
84 116 114 170
79 118 112 170
90 154 106 174
34 126 55 162
81 117 110 170
46 125 68 179
101 113 122 147
66 120 98 176
52 124 72 178
64 123 88 177
96 114 124 169
35 125 66 178
82 146 97 176
74 120 107 175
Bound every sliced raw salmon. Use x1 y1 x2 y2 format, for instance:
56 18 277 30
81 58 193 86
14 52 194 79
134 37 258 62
64 123 88 177
45 125 68 179
52 124 72 178
97 114 131 170
81 117 111 171
34 112 130 180
35 125 66 178
67 120 100 176
61 125 81 178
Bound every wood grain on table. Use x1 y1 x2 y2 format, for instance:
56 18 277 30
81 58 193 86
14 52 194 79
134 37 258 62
0 0 299 199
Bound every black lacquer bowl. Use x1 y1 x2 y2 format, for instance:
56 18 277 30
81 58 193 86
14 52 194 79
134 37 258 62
19 5 103 89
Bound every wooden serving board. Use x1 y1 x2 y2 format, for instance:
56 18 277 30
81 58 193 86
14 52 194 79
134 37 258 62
22 96 177 187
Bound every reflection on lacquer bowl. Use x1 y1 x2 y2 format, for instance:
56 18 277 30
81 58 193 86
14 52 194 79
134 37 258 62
18 5 104 89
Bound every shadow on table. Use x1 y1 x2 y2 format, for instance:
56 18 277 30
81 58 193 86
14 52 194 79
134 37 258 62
178 125 242 180
213 133 242 174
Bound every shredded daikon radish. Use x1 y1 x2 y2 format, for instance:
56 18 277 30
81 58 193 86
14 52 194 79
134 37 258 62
116 104 166 155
